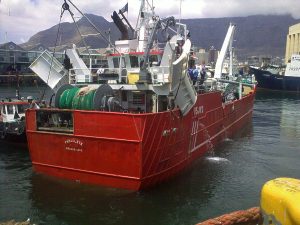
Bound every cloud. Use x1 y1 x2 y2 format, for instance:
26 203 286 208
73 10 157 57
0 0 62 43
193 0 300 19
0 0 299 44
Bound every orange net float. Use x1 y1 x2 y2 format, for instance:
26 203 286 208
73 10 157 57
196 207 262 225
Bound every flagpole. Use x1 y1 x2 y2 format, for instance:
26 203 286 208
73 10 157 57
108 28 111 48
179 0 182 23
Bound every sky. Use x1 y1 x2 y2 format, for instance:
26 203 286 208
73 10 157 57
0 0 300 44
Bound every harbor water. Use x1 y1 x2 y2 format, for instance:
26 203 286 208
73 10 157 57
1 88 300 225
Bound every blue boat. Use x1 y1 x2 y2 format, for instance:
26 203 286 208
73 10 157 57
250 54 300 92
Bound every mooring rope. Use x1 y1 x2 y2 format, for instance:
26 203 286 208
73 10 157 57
196 207 261 225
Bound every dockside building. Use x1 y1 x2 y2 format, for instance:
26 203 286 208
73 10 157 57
285 23 300 64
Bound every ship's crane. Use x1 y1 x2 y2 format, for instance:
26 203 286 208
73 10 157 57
139 16 176 82
214 23 236 79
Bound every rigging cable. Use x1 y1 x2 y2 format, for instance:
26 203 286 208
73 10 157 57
40 1 66 101
64 3 91 59
67 0 117 52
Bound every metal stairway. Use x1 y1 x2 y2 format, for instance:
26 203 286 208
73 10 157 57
65 45 92 83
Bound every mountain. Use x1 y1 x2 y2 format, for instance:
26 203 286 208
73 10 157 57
183 15 300 58
23 14 120 50
23 14 300 58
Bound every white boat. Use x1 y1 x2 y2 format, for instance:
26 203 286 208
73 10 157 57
0 99 29 140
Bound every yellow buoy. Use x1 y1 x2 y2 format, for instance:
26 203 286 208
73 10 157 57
261 177 300 225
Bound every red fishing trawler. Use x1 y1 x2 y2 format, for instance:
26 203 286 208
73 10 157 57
26 0 256 190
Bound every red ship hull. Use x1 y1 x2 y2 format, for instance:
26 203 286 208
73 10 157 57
26 91 255 190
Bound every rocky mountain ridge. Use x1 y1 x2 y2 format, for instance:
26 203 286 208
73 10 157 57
23 14 300 59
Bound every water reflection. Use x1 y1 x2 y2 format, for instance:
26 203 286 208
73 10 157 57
255 89 300 141
205 157 231 163
26 122 253 225
0 142 32 222
280 100 300 139
28 156 224 225
255 89 300 101
29 174 132 225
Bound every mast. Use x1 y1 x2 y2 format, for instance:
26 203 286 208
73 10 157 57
135 0 156 52
107 28 111 48
229 36 233 77
179 0 183 24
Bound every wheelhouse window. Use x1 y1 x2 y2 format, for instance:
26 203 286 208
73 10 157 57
7 105 14 114
149 55 159 66
129 55 139 68
113 57 125 68
113 58 119 68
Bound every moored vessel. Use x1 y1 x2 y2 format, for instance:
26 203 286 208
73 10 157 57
0 99 30 140
26 0 256 190
250 55 300 92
